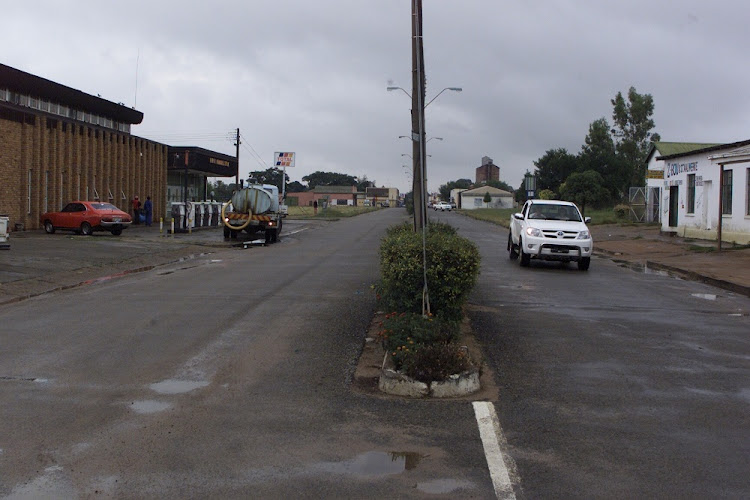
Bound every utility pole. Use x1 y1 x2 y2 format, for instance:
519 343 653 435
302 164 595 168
235 128 241 187
411 0 427 231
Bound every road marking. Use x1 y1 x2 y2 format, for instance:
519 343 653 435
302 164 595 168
473 401 517 499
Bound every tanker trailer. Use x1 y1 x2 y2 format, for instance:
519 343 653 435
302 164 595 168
221 183 286 243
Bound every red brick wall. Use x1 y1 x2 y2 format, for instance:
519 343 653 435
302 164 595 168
0 108 166 230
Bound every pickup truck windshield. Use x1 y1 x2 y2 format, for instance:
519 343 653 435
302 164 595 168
528 204 581 222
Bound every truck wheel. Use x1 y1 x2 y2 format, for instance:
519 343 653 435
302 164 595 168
223 226 230 239
508 234 518 259
265 230 273 244
519 239 530 267
578 257 591 271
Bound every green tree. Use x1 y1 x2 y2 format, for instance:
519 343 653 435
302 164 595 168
533 148 579 194
302 171 357 188
538 189 556 200
248 168 289 192
438 178 472 201
482 191 492 207
206 180 237 201
578 117 624 202
559 170 609 216
286 181 306 193
356 175 375 192
611 86 661 188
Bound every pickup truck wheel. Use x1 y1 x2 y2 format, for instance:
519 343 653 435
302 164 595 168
508 234 518 259
80 222 93 236
519 239 530 267
578 257 591 271
44 221 55 234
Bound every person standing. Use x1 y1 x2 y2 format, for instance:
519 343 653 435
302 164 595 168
132 196 141 224
143 196 153 227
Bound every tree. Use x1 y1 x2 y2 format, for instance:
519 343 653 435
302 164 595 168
301 171 357 188
438 178 472 202
559 170 609 216
533 148 579 194
206 180 237 201
611 86 661 188
248 168 289 192
356 175 375 192
286 181 306 193
482 191 492 208
578 117 625 202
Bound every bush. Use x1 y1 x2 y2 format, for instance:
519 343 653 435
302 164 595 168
378 222 480 321
401 343 473 383
613 204 630 219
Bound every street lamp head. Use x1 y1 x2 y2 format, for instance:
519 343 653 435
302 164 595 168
447 87 462 92
387 86 400 91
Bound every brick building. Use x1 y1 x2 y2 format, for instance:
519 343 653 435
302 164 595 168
475 156 499 184
0 63 167 230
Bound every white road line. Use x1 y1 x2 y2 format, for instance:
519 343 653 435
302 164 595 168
473 401 517 500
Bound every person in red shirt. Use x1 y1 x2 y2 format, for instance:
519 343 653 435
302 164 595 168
132 196 141 224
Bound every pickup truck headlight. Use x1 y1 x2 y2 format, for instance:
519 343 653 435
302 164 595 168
525 227 541 237
577 230 590 240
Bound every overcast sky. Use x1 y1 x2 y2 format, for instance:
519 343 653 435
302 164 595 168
4 1 750 193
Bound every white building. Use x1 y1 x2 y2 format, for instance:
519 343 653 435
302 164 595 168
459 186 514 210
649 139 750 244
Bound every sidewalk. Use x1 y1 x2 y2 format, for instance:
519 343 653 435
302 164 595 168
592 224 750 297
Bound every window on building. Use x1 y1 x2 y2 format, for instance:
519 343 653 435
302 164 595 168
722 169 733 215
687 174 695 214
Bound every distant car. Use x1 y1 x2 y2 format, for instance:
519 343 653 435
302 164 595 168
41 201 132 236
434 201 452 211
508 199 593 270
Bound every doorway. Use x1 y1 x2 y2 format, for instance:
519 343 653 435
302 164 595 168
669 185 679 227
702 180 712 230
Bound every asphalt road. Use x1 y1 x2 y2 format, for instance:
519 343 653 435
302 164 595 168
0 209 499 499
2 208 748 498
430 210 750 499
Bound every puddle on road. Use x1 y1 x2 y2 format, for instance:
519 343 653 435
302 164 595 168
149 379 209 394
129 400 172 414
691 293 717 301
313 451 423 477
614 260 672 277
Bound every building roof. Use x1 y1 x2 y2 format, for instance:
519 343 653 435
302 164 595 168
656 139 750 161
312 185 356 194
461 186 512 196
0 63 143 124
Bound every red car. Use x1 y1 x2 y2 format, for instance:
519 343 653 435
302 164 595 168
41 201 132 236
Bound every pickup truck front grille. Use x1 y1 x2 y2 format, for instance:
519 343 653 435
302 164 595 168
541 229 578 239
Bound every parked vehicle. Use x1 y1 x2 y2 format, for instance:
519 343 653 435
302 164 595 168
434 201 452 211
222 182 287 243
508 199 593 270
41 201 132 236
0 214 9 249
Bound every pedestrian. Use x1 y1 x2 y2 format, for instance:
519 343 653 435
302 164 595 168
132 196 141 224
143 196 153 227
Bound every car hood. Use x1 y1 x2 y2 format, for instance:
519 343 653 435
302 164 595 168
526 219 590 232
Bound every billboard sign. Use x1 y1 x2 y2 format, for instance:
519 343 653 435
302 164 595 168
274 152 295 168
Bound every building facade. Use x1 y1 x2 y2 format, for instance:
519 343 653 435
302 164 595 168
475 156 499 184
654 139 750 244
460 186 514 210
0 63 166 230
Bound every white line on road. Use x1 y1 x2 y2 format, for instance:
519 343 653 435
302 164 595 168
473 401 518 500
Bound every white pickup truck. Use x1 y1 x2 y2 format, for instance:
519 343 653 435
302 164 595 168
508 199 593 270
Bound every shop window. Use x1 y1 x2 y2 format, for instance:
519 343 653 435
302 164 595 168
687 174 695 214
721 169 733 215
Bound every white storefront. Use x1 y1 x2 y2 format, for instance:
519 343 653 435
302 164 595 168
654 139 750 244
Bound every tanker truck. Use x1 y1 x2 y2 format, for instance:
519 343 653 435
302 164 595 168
221 182 286 243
